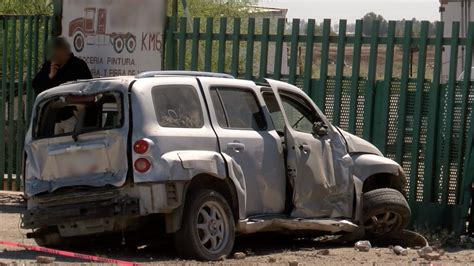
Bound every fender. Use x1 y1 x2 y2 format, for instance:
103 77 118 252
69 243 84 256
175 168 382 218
134 150 247 219
351 153 407 191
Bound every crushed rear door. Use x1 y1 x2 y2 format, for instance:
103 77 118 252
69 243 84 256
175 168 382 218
24 80 130 197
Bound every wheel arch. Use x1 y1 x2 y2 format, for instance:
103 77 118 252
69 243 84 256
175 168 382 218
156 151 246 233
352 154 407 196
362 172 406 196
185 173 240 222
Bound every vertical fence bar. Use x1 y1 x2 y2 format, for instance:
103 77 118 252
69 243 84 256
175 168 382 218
363 20 379 141
348 20 363 134
303 19 315 95
244 18 255 80
217 17 227 74
333 20 347 126
460 68 474 212
41 16 49 64
177 17 187 70
190 18 200 71
165 16 177 70
395 21 413 163
373 21 396 153
460 106 474 233
258 18 270 81
456 22 474 202
15 17 25 190
440 22 459 203
32 16 40 79
424 21 444 202
26 16 34 122
230 18 240 77
8 17 17 190
204 17 213 72
408 21 429 203
273 18 285 80
317 19 331 110
0 17 8 189
288 19 300 85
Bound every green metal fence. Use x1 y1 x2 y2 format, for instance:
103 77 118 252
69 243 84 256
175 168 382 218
164 17 474 233
0 15 51 191
1 14 474 233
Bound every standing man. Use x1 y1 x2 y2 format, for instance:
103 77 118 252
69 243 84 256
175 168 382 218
32 37 92 94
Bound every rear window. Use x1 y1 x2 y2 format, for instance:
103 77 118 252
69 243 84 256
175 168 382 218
34 91 123 139
152 85 204 128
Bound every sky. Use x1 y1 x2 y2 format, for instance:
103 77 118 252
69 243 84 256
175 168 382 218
257 0 440 22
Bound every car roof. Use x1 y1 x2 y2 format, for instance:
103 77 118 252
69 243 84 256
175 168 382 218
38 71 302 96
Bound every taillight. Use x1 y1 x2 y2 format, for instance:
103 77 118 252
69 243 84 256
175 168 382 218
134 158 151 173
133 139 149 154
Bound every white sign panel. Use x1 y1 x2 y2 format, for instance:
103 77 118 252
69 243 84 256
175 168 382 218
61 0 167 77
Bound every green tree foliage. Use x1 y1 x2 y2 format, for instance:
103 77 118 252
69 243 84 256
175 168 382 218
168 0 257 18
0 0 52 15
362 12 388 36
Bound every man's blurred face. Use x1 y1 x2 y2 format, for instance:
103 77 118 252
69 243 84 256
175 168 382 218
51 46 70 65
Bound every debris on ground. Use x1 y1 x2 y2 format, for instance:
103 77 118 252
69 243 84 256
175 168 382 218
268 257 277 263
392 245 408 256
316 249 330 255
35 256 56 264
0 192 24 206
288 261 299 266
233 252 246 260
421 252 441 261
313 235 341 242
417 246 442 261
354 240 371 252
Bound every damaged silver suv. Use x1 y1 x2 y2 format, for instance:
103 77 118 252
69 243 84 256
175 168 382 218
22 71 410 260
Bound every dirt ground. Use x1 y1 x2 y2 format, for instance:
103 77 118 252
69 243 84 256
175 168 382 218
1 192 474 265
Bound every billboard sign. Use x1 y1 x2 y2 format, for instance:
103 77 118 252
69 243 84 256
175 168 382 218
61 0 167 77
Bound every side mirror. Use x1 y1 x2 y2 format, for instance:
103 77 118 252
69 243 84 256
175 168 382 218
312 121 329 137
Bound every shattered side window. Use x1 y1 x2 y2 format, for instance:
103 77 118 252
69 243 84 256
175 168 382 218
152 85 204 128
35 92 123 139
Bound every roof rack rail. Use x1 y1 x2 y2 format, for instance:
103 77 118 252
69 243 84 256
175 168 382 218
136 71 235 79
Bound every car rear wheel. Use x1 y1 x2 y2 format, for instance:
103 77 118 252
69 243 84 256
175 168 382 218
174 189 235 260
363 188 411 236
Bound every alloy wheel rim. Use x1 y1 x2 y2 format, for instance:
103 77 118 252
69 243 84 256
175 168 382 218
364 211 402 235
195 200 229 254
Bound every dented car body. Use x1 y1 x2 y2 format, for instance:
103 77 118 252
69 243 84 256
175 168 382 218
22 72 410 260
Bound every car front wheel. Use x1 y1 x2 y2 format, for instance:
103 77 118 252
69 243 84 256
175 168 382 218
174 189 235 260
363 188 411 236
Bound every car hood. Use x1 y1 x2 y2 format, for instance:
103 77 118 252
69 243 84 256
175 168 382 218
338 128 383 156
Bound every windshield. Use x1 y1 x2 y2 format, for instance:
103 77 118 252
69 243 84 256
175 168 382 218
34 91 123 139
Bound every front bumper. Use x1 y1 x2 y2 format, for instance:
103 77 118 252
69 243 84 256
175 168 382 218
21 196 139 229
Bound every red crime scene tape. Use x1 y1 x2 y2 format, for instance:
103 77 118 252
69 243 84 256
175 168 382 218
0 240 140 266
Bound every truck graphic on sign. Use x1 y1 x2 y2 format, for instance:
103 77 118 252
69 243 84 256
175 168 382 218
68 8 136 54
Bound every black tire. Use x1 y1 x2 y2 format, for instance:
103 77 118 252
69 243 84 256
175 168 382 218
174 189 235 260
363 188 411 236
33 227 64 247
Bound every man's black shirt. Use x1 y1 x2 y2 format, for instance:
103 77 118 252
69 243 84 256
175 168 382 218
32 53 92 95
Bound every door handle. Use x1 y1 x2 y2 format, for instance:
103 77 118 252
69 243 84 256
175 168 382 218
299 144 310 153
227 142 245 152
